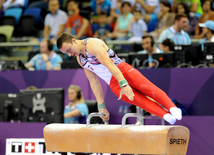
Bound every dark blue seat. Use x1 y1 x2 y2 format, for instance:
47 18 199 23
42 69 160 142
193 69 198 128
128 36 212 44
24 0 29 9
91 23 99 34
0 10 3 18
24 8 41 25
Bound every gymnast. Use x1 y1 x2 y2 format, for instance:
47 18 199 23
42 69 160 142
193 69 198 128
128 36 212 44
56 32 182 125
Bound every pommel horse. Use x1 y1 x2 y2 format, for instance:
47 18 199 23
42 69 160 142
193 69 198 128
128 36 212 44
43 113 190 155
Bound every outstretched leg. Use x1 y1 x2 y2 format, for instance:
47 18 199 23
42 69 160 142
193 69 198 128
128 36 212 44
110 78 177 125
110 62 182 123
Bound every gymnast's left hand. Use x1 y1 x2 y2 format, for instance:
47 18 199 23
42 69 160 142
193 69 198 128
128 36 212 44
99 109 110 122
118 85 134 101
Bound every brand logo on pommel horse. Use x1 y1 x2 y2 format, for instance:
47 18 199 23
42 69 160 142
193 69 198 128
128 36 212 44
169 138 187 145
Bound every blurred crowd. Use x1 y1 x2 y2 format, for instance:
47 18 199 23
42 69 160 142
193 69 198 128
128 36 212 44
1 0 214 43
1 0 214 70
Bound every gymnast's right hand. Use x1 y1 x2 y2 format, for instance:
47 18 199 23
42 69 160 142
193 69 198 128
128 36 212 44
118 85 134 101
99 109 110 122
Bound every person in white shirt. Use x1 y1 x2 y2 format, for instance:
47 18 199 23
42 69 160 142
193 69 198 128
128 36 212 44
43 0 68 43
128 10 147 42
2 0 24 11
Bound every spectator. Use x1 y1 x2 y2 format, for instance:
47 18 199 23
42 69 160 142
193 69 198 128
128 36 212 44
194 0 214 39
172 0 203 17
66 0 93 39
150 1 175 39
158 13 191 45
134 0 160 23
109 0 121 23
64 85 89 124
90 0 111 16
93 12 111 41
43 0 68 43
199 20 214 42
25 39 63 70
159 38 175 52
2 0 25 11
198 20 214 52
138 35 163 54
138 35 163 67
61 84 89 155
128 10 147 42
111 1 133 40
198 20 214 67
176 2 198 35
109 0 135 21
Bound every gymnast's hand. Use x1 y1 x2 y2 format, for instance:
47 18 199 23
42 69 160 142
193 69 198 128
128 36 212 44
118 85 134 101
99 109 110 122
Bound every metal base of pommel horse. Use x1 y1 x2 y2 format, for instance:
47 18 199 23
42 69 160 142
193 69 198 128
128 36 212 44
43 113 190 155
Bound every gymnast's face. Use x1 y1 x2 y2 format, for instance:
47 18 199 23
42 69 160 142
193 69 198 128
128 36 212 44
60 41 78 57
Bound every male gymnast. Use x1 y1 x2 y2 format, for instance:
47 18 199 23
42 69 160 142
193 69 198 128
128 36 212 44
57 32 182 125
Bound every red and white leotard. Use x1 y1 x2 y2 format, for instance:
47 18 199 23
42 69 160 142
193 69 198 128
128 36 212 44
79 38 122 84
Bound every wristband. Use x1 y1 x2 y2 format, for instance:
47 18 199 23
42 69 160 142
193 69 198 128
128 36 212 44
119 79 128 88
98 103 106 110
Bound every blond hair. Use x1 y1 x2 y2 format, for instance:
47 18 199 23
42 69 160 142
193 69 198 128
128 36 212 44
68 85 84 103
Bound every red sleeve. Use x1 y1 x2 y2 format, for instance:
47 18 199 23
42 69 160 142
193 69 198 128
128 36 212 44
66 16 73 28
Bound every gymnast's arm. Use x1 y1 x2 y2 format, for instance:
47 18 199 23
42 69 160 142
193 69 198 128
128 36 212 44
76 56 110 122
84 68 110 122
76 56 105 105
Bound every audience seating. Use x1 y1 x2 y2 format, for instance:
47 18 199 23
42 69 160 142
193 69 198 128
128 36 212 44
78 100 102 124
24 0 29 9
0 34 7 42
23 8 41 25
91 23 99 34
0 25 14 42
18 15 37 36
4 8 23 25
0 10 3 18
0 16 16 27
